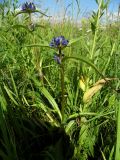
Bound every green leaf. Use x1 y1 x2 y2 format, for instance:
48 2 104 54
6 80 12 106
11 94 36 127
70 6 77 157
95 0 99 5
11 25 33 33
115 101 120 160
101 149 107 160
68 38 81 46
0 96 7 111
0 86 7 111
109 146 115 160
26 41 50 48
31 77 62 121
40 87 62 121
91 22 96 34
14 10 51 17
36 102 59 126
63 56 105 78
65 120 75 133
4 84 18 106
10 70 18 98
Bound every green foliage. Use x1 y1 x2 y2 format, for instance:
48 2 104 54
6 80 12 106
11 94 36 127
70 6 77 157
0 0 120 159
115 99 120 160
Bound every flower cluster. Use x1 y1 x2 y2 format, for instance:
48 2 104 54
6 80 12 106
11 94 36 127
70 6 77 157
21 2 36 12
50 36 69 49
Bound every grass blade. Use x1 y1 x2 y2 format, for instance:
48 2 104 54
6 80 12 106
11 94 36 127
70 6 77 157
41 87 62 121
115 101 120 160
4 84 18 106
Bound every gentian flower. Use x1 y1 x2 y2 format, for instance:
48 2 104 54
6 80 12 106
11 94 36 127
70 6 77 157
50 36 69 50
53 54 64 64
21 2 36 12
54 54 61 64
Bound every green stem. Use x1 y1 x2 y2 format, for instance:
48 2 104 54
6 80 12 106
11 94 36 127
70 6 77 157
115 100 120 160
29 13 32 24
61 63 65 120
59 49 65 121
90 0 102 59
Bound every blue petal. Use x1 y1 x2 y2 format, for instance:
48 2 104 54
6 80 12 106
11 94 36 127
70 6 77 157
22 3 27 10
55 38 60 46
54 55 61 64
50 42 55 47
62 40 69 46
21 2 36 11
50 36 69 49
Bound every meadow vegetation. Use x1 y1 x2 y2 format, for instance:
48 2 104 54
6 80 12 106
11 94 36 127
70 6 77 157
0 0 120 159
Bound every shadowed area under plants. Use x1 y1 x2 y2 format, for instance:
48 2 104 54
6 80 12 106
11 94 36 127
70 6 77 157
0 109 74 160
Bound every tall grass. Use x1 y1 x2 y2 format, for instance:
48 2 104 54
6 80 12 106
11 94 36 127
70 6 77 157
0 0 120 159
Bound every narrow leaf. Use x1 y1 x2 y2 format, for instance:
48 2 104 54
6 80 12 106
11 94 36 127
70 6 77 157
41 87 62 121
65 120 75 133
4 85 18 106
115 101 120 160
83 78 117 103
14 10 52 17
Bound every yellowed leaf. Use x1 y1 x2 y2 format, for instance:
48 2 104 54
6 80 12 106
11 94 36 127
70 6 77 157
79 79 86 91
79 76 89 91
83 78 117 103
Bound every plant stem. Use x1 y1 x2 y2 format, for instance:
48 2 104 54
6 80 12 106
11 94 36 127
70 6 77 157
29 13 32 23
59 49 65 121
90 0 102 59
61 63 65 120
115 99 120 160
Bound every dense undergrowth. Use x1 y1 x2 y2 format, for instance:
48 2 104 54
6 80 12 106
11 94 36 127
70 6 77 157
0 0 120 160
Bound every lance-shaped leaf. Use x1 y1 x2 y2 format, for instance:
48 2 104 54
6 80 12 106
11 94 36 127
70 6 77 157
14 10 51 17
26 41 50 48
83 78 117 103
31 77 62 121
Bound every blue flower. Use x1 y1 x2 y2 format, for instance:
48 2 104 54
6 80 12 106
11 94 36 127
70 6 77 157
21 2 36 12
54 54 61 64
50 36 69 49
53 54 64 64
